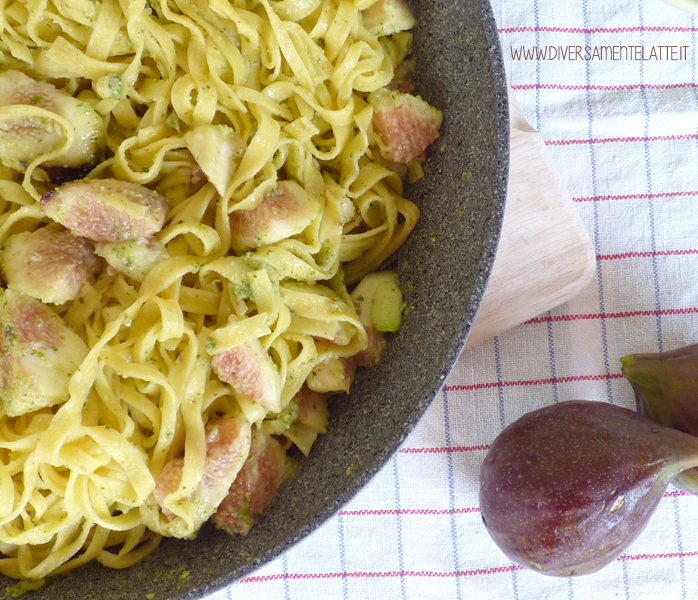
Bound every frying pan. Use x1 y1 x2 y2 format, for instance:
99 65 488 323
4 0 509 596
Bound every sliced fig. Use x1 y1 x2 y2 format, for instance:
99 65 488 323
307 357 355 394
41 178 170 242
294 385 329 431
41 164 96 185
386 58 416 94
0 229 101 305
369 88 442 164
352 324 386 367
313 320 355 346
350 275 391 366
210 339 281 413
283 385 329 455
95 238 168 282
351 271 402 333
0 70 105 175
0 290 88 417
154 416 252 528
184 124 245 196
361 0 416 37
212 429 287 536
230 181 322 251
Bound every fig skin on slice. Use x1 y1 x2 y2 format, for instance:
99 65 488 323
0 229 101 304
479 400 698 577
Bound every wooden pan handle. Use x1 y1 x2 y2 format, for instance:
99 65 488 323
464 88 596 348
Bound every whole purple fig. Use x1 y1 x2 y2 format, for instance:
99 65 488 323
479 400 698 576
621 344 698 494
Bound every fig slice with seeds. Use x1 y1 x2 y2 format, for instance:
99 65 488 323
212 429 287 536
0 289 89 417
41 178 170 242
230 181 322 251
0 229 101 304
154 416 252 530
210 339 281 413
0 70 105 177
95 238 168 282
369 88 442 164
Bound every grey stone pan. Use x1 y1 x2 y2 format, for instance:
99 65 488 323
7 0 509 597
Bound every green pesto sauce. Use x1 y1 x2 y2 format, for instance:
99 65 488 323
108 76 125 100
5 578 45 597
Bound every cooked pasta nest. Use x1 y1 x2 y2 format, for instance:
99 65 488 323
0 0 440 581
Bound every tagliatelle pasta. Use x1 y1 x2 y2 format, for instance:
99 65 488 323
0 0 442 581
